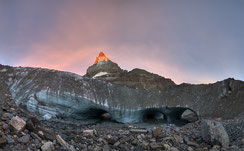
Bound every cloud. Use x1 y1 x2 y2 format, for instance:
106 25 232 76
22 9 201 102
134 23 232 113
16 45 97 73
1 0 244 84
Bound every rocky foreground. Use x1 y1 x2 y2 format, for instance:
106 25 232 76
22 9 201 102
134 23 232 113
0 96 244 151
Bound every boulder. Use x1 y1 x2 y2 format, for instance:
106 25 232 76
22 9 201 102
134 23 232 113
150 143 164 150
102 144 110 151
56 135 75 151
2 123 8 130
26 119 35 131
2 113 11 120
152 127 161 138
83 130 94 135
30 132 42 141
107 136 118 145
0 136 7 147
6 137 14 144
9 116 26 132
18 134 30 143
201 120 229 148
41 141 55 151
101 113 111 120
119 136 131 144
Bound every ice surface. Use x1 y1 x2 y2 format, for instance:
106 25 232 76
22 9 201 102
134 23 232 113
42 114 53 120
6 66 200 123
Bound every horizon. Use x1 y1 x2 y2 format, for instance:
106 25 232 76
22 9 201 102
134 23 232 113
0 0 243 84
0 53 240 85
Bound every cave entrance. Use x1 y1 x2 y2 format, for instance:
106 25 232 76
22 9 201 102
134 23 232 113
81 108 112 121
141 107 198 125
181 109 198 122
142 109 166 123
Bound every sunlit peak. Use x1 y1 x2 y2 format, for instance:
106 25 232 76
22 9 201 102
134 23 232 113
94 51 110 64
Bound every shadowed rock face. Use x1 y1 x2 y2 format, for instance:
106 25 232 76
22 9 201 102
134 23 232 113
0 64 243 123
86 61 124 77
86 61 176 91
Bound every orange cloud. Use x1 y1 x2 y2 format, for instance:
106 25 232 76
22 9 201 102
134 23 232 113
16 45 96 73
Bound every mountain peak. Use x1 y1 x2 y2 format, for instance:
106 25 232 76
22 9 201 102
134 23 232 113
94 51 110 64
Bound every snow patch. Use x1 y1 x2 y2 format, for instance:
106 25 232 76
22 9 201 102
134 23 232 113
42 114 53 120
92 72 109 79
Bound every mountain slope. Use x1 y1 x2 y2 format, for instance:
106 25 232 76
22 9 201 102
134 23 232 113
85 52 176 91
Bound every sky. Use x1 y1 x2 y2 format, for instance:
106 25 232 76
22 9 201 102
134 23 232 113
0 0 243 84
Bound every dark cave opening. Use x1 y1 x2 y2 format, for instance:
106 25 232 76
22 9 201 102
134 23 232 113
142 109 166 122
141 107 198 125
80 108 112 121
72 107 198 125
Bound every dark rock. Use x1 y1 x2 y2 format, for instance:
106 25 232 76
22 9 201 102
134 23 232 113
102 144 110 151
30 132 42 141
150 143 164 150
18 134 30 143
39 127 56 141
174 135 184 144
1 106 7 112
2 123 8 130
201 120 229 148
187 140 199 147
113 141 120 147
28 116 40 126
152 127 161 138
209 149 219 151
0 136 7 147
26 118 36 131
6 137 14 144
2 113 10 120
107 136 118 145
131 139 138 145
134 145 143 151
119 136 131 144
119 144 130 151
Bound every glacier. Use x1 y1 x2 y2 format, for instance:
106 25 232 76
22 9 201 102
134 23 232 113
1 64 243 123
